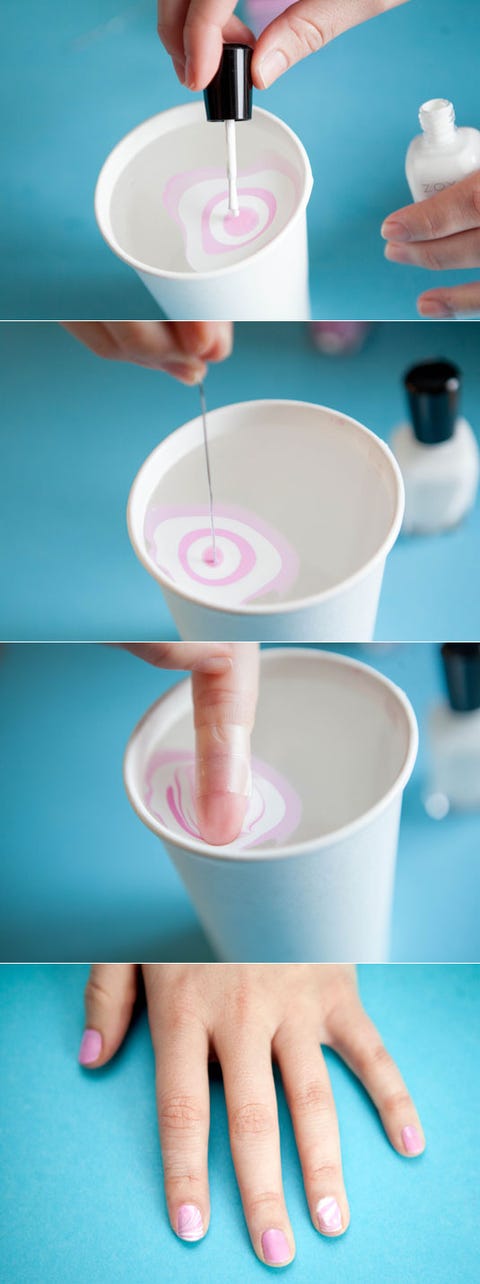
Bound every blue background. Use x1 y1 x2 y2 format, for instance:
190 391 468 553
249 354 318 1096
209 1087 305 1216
1 642 479 963
1 320 480 642
0 964 478 1283
2 0 480 320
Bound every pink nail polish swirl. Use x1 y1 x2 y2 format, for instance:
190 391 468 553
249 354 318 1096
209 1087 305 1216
144 503 299 606
163 151 300 271
317 1197 342 1233
144 749 302 850
176 1204 204 1241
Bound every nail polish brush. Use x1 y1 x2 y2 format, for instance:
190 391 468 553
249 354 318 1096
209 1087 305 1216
204 43 253 217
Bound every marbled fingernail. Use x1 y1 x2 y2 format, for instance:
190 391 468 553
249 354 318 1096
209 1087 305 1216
261 1228 291 1265
78 1028 102 1066
176 1204 204 1241
316 1196 342 1233
402 1125 423 1155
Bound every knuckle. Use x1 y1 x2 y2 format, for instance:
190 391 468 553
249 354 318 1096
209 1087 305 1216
382 1090 413 1116
243 1190 284 1220
194 688 256 728
230 1101 276 1139
303 1159 340 1185
165 977 203 1031
288 14 329 55
469 176 480 219
291 1081 333 1118
158 1093 207 1133
228 979 257 1026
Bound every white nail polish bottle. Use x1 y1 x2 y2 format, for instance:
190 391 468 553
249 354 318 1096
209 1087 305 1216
391 360 479 535
406 98 480 202
425 644 480 818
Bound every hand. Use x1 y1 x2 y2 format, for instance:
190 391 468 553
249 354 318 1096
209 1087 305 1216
382 171 480 316
79 963 425 1266
121 643 259 844
62 321 233 384
158 1 408 91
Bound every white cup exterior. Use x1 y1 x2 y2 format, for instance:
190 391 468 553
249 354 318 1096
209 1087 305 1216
127 399 405 642
95 104 313 320
124 649 418 962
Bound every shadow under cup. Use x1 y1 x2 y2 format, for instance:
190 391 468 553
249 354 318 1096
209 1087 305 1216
94 104 312 320
127 400 404 642
124 648 418 962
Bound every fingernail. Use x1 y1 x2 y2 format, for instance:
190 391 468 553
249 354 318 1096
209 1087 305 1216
176 1204 204 1241
384 242 411 264
184 58 195 90
257 49 288 88
192 655 233 675
381 219 412 242
78 1028 102 1066
402 1125 423 1156
162 360 206 385
418 298 452 318
316 1196 342 1234
261 1229 291 1266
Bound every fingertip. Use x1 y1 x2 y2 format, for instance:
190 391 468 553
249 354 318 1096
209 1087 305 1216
400 1125 426 1158
196 793 247 845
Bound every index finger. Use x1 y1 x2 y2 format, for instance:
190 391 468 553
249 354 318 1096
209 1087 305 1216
193 641 260 845
382 170 480 243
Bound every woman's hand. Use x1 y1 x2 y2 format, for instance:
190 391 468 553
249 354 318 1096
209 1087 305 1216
158 1 408 92
79 963 425 1267
382 171 480 316
62 322 233 383
121 643 259 844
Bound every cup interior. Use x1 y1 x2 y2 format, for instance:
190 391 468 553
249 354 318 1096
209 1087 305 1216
124 649 416 856
128 401 403 612
100 106 308 276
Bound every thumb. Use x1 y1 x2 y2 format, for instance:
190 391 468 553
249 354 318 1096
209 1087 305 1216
193 642 260 845
78 964 138 1068
252 0 396 88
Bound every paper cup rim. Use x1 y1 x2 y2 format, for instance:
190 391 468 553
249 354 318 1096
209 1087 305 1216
123 646 418 862
127 398 405 617
94 103 313 282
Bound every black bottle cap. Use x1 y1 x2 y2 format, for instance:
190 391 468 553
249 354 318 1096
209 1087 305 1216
441 643 480 712
404 359 461 445
204 43 253 122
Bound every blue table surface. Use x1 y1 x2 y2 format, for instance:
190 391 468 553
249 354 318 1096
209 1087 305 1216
0 963 479 1284
1 642 479 963
1 320 480 642
2 0 480 321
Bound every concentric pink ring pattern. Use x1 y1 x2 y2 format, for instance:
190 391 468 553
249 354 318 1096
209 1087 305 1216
163 151 300 270
144 503 300 606
144 749 302 850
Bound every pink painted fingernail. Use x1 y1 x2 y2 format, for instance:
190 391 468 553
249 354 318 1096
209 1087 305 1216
261 1228 290 1266
402 1125 423 1155
78 1028 102 1066
316 1196 342 1233
381 218 412 242
176 1204 204 1241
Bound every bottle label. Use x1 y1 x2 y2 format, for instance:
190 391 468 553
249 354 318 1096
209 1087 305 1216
422 181 456 194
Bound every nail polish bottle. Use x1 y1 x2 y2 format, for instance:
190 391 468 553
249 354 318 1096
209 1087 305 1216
391 360 479 534
406 98 480 202
425 644 480 818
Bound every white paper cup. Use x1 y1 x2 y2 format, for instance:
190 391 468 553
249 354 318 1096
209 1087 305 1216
127 400 404 642
124 648 418 962
95 103 312 320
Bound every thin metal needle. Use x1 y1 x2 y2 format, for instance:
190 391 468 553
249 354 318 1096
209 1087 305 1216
225 118 239 216
199 380 216 564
